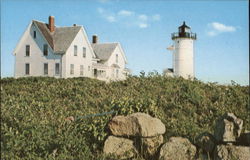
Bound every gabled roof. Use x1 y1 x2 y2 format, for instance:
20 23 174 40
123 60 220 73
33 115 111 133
91 43 118 61
33 20 81 53
53 26 81 53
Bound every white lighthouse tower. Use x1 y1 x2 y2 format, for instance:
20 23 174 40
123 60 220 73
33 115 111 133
167 22 197 79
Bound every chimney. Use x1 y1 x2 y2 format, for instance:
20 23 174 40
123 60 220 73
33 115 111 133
92 35 98 44
48 16 55 32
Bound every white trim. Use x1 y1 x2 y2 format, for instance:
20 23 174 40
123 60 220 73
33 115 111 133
111 43 128 64
32 21 54 52
13 22 32 55
81 27 96 58
65 27 96 58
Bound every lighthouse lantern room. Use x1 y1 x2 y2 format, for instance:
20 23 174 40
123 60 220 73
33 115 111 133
167 22 197 79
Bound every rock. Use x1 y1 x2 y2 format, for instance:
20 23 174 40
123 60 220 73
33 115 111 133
214 113 243 143
108 112 166 137
159 137 196 160
214 144 250 160
141 135 164 159
65 116 74 122
195 132 217 153
237 131 250 146
108 115 139 137
103 136 137 159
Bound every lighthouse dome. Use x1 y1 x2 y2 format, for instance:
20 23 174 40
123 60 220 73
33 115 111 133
172 21 196 40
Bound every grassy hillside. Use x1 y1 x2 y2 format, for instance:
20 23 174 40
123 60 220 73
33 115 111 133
1 75 249 159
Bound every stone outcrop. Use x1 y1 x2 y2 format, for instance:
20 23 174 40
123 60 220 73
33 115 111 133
214 113 243 143
141 135 164 159
103 136 137 159
108 112 166 137
103 112 249 160
196 132 217 153
104 112 165 159
214 144 250 160
159 137 196 160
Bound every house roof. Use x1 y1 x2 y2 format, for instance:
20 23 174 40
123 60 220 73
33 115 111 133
33 20 81 53
91 43 118 61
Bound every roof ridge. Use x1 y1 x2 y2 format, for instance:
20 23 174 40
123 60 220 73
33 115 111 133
92 42 119 45
56 26 82 28
32 20 46 23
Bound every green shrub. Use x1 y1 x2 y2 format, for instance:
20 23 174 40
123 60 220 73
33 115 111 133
1 75 249 159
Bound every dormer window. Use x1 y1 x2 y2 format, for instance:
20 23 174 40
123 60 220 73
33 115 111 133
33 31 36 39
43 44 48 56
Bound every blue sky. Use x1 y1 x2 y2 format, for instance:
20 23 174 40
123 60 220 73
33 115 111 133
1 0 249 85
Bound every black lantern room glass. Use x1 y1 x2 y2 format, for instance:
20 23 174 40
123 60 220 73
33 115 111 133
172 21 196 40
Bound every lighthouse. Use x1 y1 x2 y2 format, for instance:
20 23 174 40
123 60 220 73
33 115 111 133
167 22 197 79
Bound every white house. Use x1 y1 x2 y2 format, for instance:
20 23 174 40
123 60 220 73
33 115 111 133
13 16 129 81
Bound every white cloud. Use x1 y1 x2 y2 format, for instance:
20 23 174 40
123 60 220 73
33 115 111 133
97 8 160 29
207 22 236 36
106 16 116 22
97 8 116 22
139 23 148 28
207 31 216 37
118 10 134 16
138 14 148 21
211 22 236 32
152 14 161 21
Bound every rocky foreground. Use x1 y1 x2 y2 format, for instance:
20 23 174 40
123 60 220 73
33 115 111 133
103 112 250 160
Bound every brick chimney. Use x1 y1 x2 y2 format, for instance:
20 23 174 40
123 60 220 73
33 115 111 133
92 35 98 44
48 16 55 32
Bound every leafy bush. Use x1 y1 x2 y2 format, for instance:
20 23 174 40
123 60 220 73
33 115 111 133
1 75 249 159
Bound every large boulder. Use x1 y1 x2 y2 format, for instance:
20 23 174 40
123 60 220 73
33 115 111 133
108 112 166 137
103 136 137 159
159 137 196 160
214 113 243 143
141 135 164 159
195 132 217 153
214 144 250 160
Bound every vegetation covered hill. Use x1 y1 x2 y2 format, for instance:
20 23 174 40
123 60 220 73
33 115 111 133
1 74 249 159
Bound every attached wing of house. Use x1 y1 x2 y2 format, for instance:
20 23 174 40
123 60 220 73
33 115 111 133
91 41 128 80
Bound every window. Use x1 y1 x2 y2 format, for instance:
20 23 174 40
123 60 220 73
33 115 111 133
43 44 48 56
116 54 118 63
179 28 182 33
25 63 30 75
70 64 74 75
83 47 86 58
116 69 119 78
33 31 36 39
26 45 30 56
88 66 90 71
55 63 60 75
80 65 84 75
44 63 48 75
74 45 77 56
